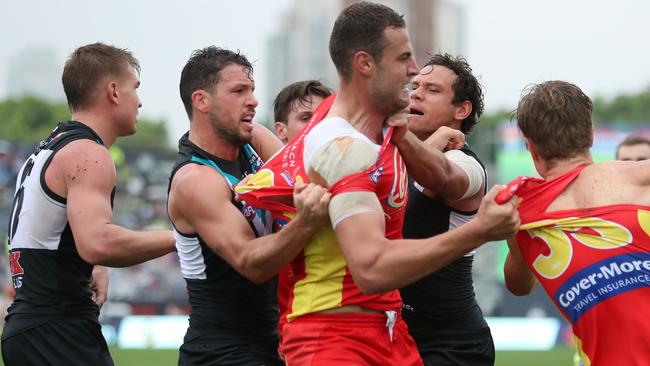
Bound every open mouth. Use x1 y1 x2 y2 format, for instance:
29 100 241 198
409 107 424 116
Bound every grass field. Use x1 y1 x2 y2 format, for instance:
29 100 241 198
0 347 577 365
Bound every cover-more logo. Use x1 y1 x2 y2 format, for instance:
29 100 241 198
554 253 650 323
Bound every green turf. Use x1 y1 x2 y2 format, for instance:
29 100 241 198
112 347 578 366
496 347 577 366
0 347 578 365
109 348 179 366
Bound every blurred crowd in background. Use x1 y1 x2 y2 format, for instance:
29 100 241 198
0 140 190 319
0 136 564 323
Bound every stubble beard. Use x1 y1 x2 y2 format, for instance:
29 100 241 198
209 112 251 147
371 72 409 117
371 86 408 118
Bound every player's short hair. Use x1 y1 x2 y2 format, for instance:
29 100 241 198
63 42 140 112
423 54 484 134
616 134 650 159
329 1 405 82
179 46 253 119
515 80 593 160
273 80 332 123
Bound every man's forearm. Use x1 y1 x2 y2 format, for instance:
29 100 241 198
92 228 176 267
240 216 322 283
395 131 455 191
344 215 489 295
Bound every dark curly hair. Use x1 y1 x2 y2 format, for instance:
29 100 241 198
423 53 484 134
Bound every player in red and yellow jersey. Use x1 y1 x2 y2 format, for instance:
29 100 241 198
237 3 520 365
503 81 650 366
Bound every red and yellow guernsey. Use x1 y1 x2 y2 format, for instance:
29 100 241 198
506 165 650 366
236 94 408 324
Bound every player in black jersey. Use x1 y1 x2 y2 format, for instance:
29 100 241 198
400 54 495 366
1 43 176 366
167 47 330 366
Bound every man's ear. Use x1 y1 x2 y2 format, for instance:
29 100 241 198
191 90 209 115
352 51 374 78
274 121 287 143
454 100 472 121
107 81 119 105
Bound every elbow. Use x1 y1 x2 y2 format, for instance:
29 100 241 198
77 244 110 266
237 259 275 284
356 282 385 295
352 271 392 295
244 269 274 284
507 287 533 297
505 279 534 296
347 246 395 294
214 252 262 283
504 259 535 296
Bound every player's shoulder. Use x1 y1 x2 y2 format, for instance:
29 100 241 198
307 117 376 148
173 162 227 186
598 159 650 186
59 138 108 156
171 162 230 200
55 139 113 172
585 161 636 180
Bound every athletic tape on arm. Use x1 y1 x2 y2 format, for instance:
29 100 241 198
444 149 485 200
310 136 382 227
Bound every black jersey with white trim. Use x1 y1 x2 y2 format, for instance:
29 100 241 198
3 121 109 339
400 146 489 330
168 133 279 344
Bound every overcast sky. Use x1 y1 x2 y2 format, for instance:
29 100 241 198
1 0 649 145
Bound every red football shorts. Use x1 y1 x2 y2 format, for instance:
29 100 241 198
280 312 423 366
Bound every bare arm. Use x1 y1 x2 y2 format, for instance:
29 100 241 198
306 133 517 293
61 141 175 267
386 113 469 199
169 165 330 283
251 123 284 161
394 130 470 200
504 237 537 295
334 185 520 294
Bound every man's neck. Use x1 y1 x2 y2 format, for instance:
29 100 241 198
188 119 239 161
541 152 593 180
329 85 386 144
70 110 117 147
